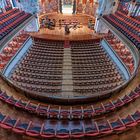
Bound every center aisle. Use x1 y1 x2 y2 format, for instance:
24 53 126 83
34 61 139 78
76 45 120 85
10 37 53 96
62 42 73 97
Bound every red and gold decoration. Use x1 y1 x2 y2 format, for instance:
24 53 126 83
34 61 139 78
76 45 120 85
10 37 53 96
39 0 58 13
77 0 95 15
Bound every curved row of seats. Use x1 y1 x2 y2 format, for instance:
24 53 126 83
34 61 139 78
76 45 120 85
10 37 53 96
105 33 135 73
0 85 139 120
103 11 140 48
73 76 122 85
15 66 62 74
0 108 140 139
0 8 32 40
0 32 30 70
0 8 18 21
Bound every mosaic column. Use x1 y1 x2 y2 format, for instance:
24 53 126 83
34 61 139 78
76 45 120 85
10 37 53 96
94 0 114 33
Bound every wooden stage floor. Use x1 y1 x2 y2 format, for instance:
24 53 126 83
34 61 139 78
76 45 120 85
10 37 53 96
30 26 104 41
30 13 104 41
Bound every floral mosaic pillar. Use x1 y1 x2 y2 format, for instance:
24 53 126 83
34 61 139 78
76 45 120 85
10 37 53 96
94 0 114 33
77 0 83 13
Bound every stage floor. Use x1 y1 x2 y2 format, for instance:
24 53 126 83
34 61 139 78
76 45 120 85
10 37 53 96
30 26 104 41
30 13 104 41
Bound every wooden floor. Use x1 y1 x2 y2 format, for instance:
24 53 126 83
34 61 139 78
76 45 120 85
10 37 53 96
30 26 104 41
30 13 104 41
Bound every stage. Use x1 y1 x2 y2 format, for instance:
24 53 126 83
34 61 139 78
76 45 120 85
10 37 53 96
30 13 104 41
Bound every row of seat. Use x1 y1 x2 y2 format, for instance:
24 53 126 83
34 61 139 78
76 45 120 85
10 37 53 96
31 44 64 50
16 66 62 73
19 62 63 69
0 85 139 120
22 59 63 64
71 49 104 54
0 106 140 139
105 33 135 73
73 71 118 76
74 82 122 94
73 76 122 86
18 64 62 69
33 38 64 46
73 72 120 79
12 73 62 81
72 60 112 65
0 8 18 21
12 76 62 86
116 11 140 26
15 69 62 75
15 82 62 94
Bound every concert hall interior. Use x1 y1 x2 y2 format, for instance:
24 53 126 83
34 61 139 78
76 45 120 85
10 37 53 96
0 0 140 139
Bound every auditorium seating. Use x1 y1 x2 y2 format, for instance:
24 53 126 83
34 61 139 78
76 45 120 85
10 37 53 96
10 39 64 95
0 31 30 70
9 38 126 99
103 11 140 48
1 81 139 120
71 40 125 96
105 33 135 73
0 107 140 138
0 8 32 40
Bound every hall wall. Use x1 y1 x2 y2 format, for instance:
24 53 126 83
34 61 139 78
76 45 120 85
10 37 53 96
39 0 96 15
76 0 97 15
12 0 39 14
39 0 58 13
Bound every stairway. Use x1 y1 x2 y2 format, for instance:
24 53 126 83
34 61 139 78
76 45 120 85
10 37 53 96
62 43 73 98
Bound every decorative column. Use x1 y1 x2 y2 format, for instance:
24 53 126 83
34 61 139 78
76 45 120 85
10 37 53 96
92 1 97 16
18 0 40 32
135 4 140 16
40 0 46 13
9 0 14 8
59 0 62 13
82 0 86 13
0 0 7 10
73 0 76 14
94 0 115 33
112 0 119 14
131 2 139 17
128 0 136 16
76 0 83 13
